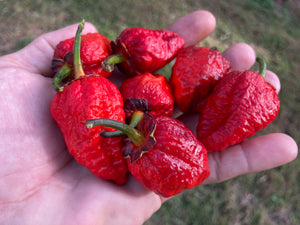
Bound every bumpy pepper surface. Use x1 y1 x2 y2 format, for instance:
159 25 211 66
86 113 210 197
52 32 112 78
126 116 209 197
197 60 280 152
120 73 174 117
170 46 231 113
102 27 185 76
50 22 128 185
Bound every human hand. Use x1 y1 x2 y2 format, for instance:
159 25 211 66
0 10 297 225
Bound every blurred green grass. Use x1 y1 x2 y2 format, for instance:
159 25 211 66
1 0 299 224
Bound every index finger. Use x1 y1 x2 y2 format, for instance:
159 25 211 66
0 22 98 76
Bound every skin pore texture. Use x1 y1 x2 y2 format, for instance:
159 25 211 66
0 10 297 225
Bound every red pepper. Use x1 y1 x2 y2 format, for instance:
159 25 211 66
52 32 112 80
120 73 174 117
170 46 231 113
196 58 280 152
102 27 185 76
86 112 210 197
50 21 128 185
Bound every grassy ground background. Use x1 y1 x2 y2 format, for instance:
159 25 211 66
1 0 299 224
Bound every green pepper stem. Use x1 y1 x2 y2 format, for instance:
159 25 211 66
100 111 144 137
52 64 72 92
100 129 124 138
129 111 144 127
256 57 267 78
101 53 125 72
74 20 85 78
85 116 145 146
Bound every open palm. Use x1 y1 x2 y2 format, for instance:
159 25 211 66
0 11 297 225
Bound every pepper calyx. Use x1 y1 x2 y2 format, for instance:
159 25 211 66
100 99 151 137
85 111 157 164
122 112 156 164
124 98 151 121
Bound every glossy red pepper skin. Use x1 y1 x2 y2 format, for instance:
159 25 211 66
50 75 128 185
52 33 112 78
170 46 231 113
197 70 280 152
111 28 185 76
120 73 174 117
126 116 210 197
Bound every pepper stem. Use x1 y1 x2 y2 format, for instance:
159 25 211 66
74 20 85 78
256 57 267 78
100 111 144 137
52 64 72 92
85 112 145 146
101 53 125 72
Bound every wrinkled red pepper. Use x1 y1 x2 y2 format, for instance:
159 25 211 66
86 111 210 197
52 32 112 80
50 21 128 185
120 72 174 117
102 27 185 76
197 58 280 152
170 46 231 113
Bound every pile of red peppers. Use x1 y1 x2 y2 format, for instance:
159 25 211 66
50 20 280 197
